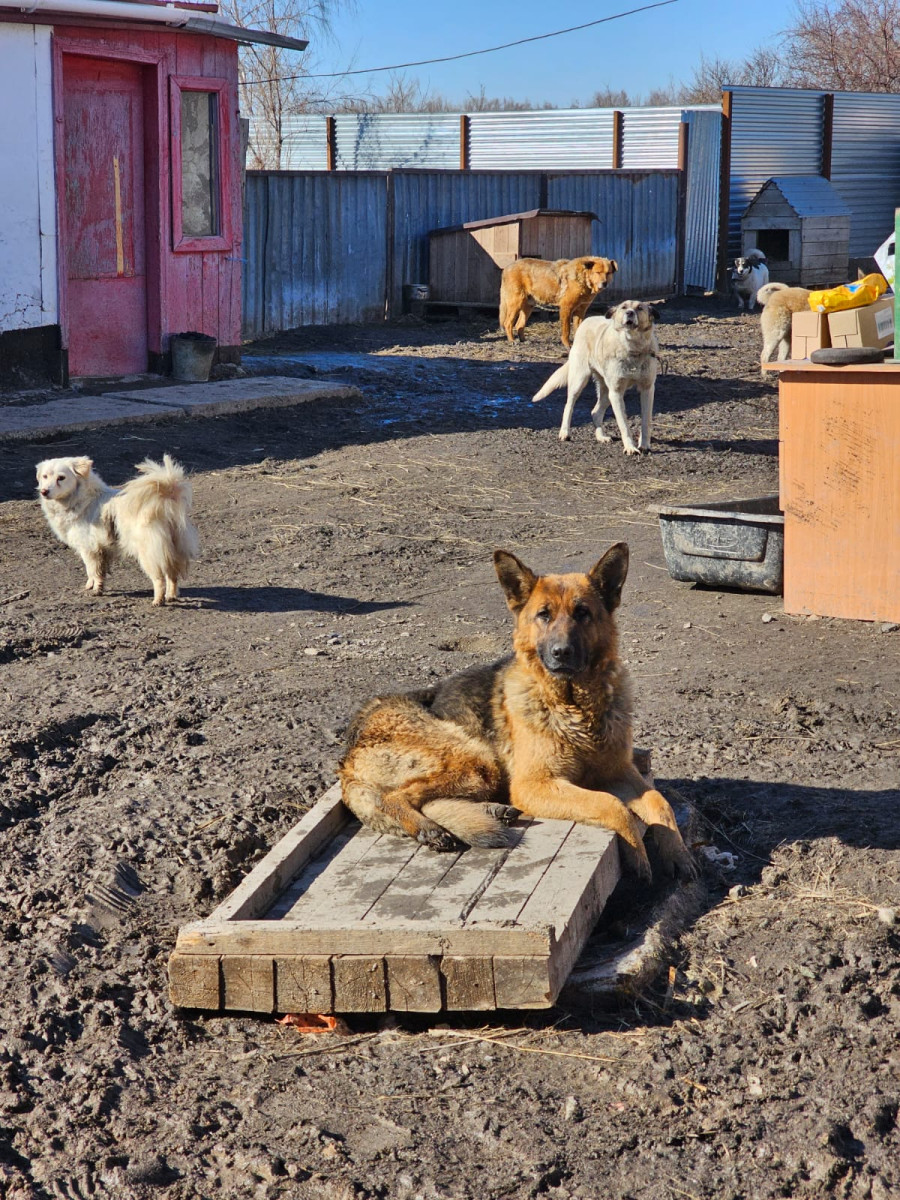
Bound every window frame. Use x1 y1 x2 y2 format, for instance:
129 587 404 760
169 75 233 253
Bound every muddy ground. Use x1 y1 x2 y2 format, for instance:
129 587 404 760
1 298 898 1200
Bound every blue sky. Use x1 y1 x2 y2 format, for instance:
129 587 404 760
305 0 794 108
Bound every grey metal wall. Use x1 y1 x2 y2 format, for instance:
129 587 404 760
546 172 679 297
243 172 389 336
467 110 615 169
389 171 542 314
726 86 900 261
829 93 900 256
727 86 826 258
243 168 684 335
251 105 718 173
684 109 721 291
334 113 461 169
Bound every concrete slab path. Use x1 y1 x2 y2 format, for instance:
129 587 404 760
0 377 362 442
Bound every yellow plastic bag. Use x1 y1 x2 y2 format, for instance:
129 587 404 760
808 273 888 313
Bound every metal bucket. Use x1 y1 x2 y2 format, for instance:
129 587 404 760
402 283 430 313
171 332 217 382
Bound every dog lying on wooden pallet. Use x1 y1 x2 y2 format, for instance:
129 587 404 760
339 544 693 881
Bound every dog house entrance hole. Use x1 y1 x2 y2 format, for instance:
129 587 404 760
756 229 791 261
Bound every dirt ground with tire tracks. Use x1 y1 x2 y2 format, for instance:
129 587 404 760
0 297 898 1200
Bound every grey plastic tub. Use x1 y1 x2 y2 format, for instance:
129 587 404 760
656 494 784 593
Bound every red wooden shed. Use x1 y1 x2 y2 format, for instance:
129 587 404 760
0 0 306 383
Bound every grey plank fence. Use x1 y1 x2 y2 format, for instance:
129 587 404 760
243 168 682 337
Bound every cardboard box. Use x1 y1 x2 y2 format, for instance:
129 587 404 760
827 295 894 350
791 310 830 359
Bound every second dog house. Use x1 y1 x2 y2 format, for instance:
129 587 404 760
741 177 851 287
428 209 597 306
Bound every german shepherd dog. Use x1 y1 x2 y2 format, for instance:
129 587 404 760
339 545 692 881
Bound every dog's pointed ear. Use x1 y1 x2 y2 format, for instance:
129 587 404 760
72 457 93 478
494 550 538 612
610 259 619 273
588 543 629 611
646 301 664 322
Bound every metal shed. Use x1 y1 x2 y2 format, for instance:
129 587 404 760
427 208 597 307
741 176 851 287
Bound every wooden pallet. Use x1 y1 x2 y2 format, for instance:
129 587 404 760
168 782 629 1015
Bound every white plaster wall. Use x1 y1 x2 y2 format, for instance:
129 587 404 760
0 24 57 333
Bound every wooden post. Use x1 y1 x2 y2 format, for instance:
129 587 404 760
716 90 733 294
459 114 469 170
821 93 834 180
611 110 624 169
325 115 336 171
674 121 689 296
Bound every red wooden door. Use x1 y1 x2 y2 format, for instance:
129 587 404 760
62 56 148 376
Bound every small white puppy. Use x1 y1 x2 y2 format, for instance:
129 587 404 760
36 454 199 605
531 300 661 455
731 251 769 312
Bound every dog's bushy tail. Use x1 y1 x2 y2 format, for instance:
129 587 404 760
420 800 515 848
531 362 570 403
755 282 789 307
111 455 199 577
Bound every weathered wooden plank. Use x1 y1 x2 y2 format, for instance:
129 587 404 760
463 816 566 926
360 841 469 923
168 952 221 1009
378 842 521 927
492 955 553 1009
333 956 387 1012
176 918 551 957
274 956 333 1013
385 955 443 1012
273 822 380 920
222 955 275 1013
210 785 349 922
516 826 621 996
442 956 495 1010
290 830 420 924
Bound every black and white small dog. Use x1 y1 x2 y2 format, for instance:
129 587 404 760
731 251 769 312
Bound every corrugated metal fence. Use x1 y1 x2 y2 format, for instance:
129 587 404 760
727 86 900 259
243 168 683 336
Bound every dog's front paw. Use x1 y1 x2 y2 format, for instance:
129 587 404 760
594 429 611 443
622 444 641 456
650 826 697 881
558 430 572 442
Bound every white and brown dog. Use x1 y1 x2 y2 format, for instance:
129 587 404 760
36 454 199 605
532 300 662 454
731 251 769 312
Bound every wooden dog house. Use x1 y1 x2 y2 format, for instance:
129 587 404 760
741 176 851 287
427 208 597 307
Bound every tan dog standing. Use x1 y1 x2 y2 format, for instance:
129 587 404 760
499 255 618 347
757 281 813 375
339 544 693 882
531 300 661 453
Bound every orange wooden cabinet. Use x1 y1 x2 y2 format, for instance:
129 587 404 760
775 362 900 622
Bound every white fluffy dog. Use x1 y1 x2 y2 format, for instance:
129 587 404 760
731 251 769 312
36 454 199 606
531 300 661 455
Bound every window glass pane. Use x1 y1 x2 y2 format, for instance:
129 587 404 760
181 91 218 237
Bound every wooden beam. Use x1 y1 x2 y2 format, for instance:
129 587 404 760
459 114 469 170
325 115 336 171
717 90 733 293
674 121 689 295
